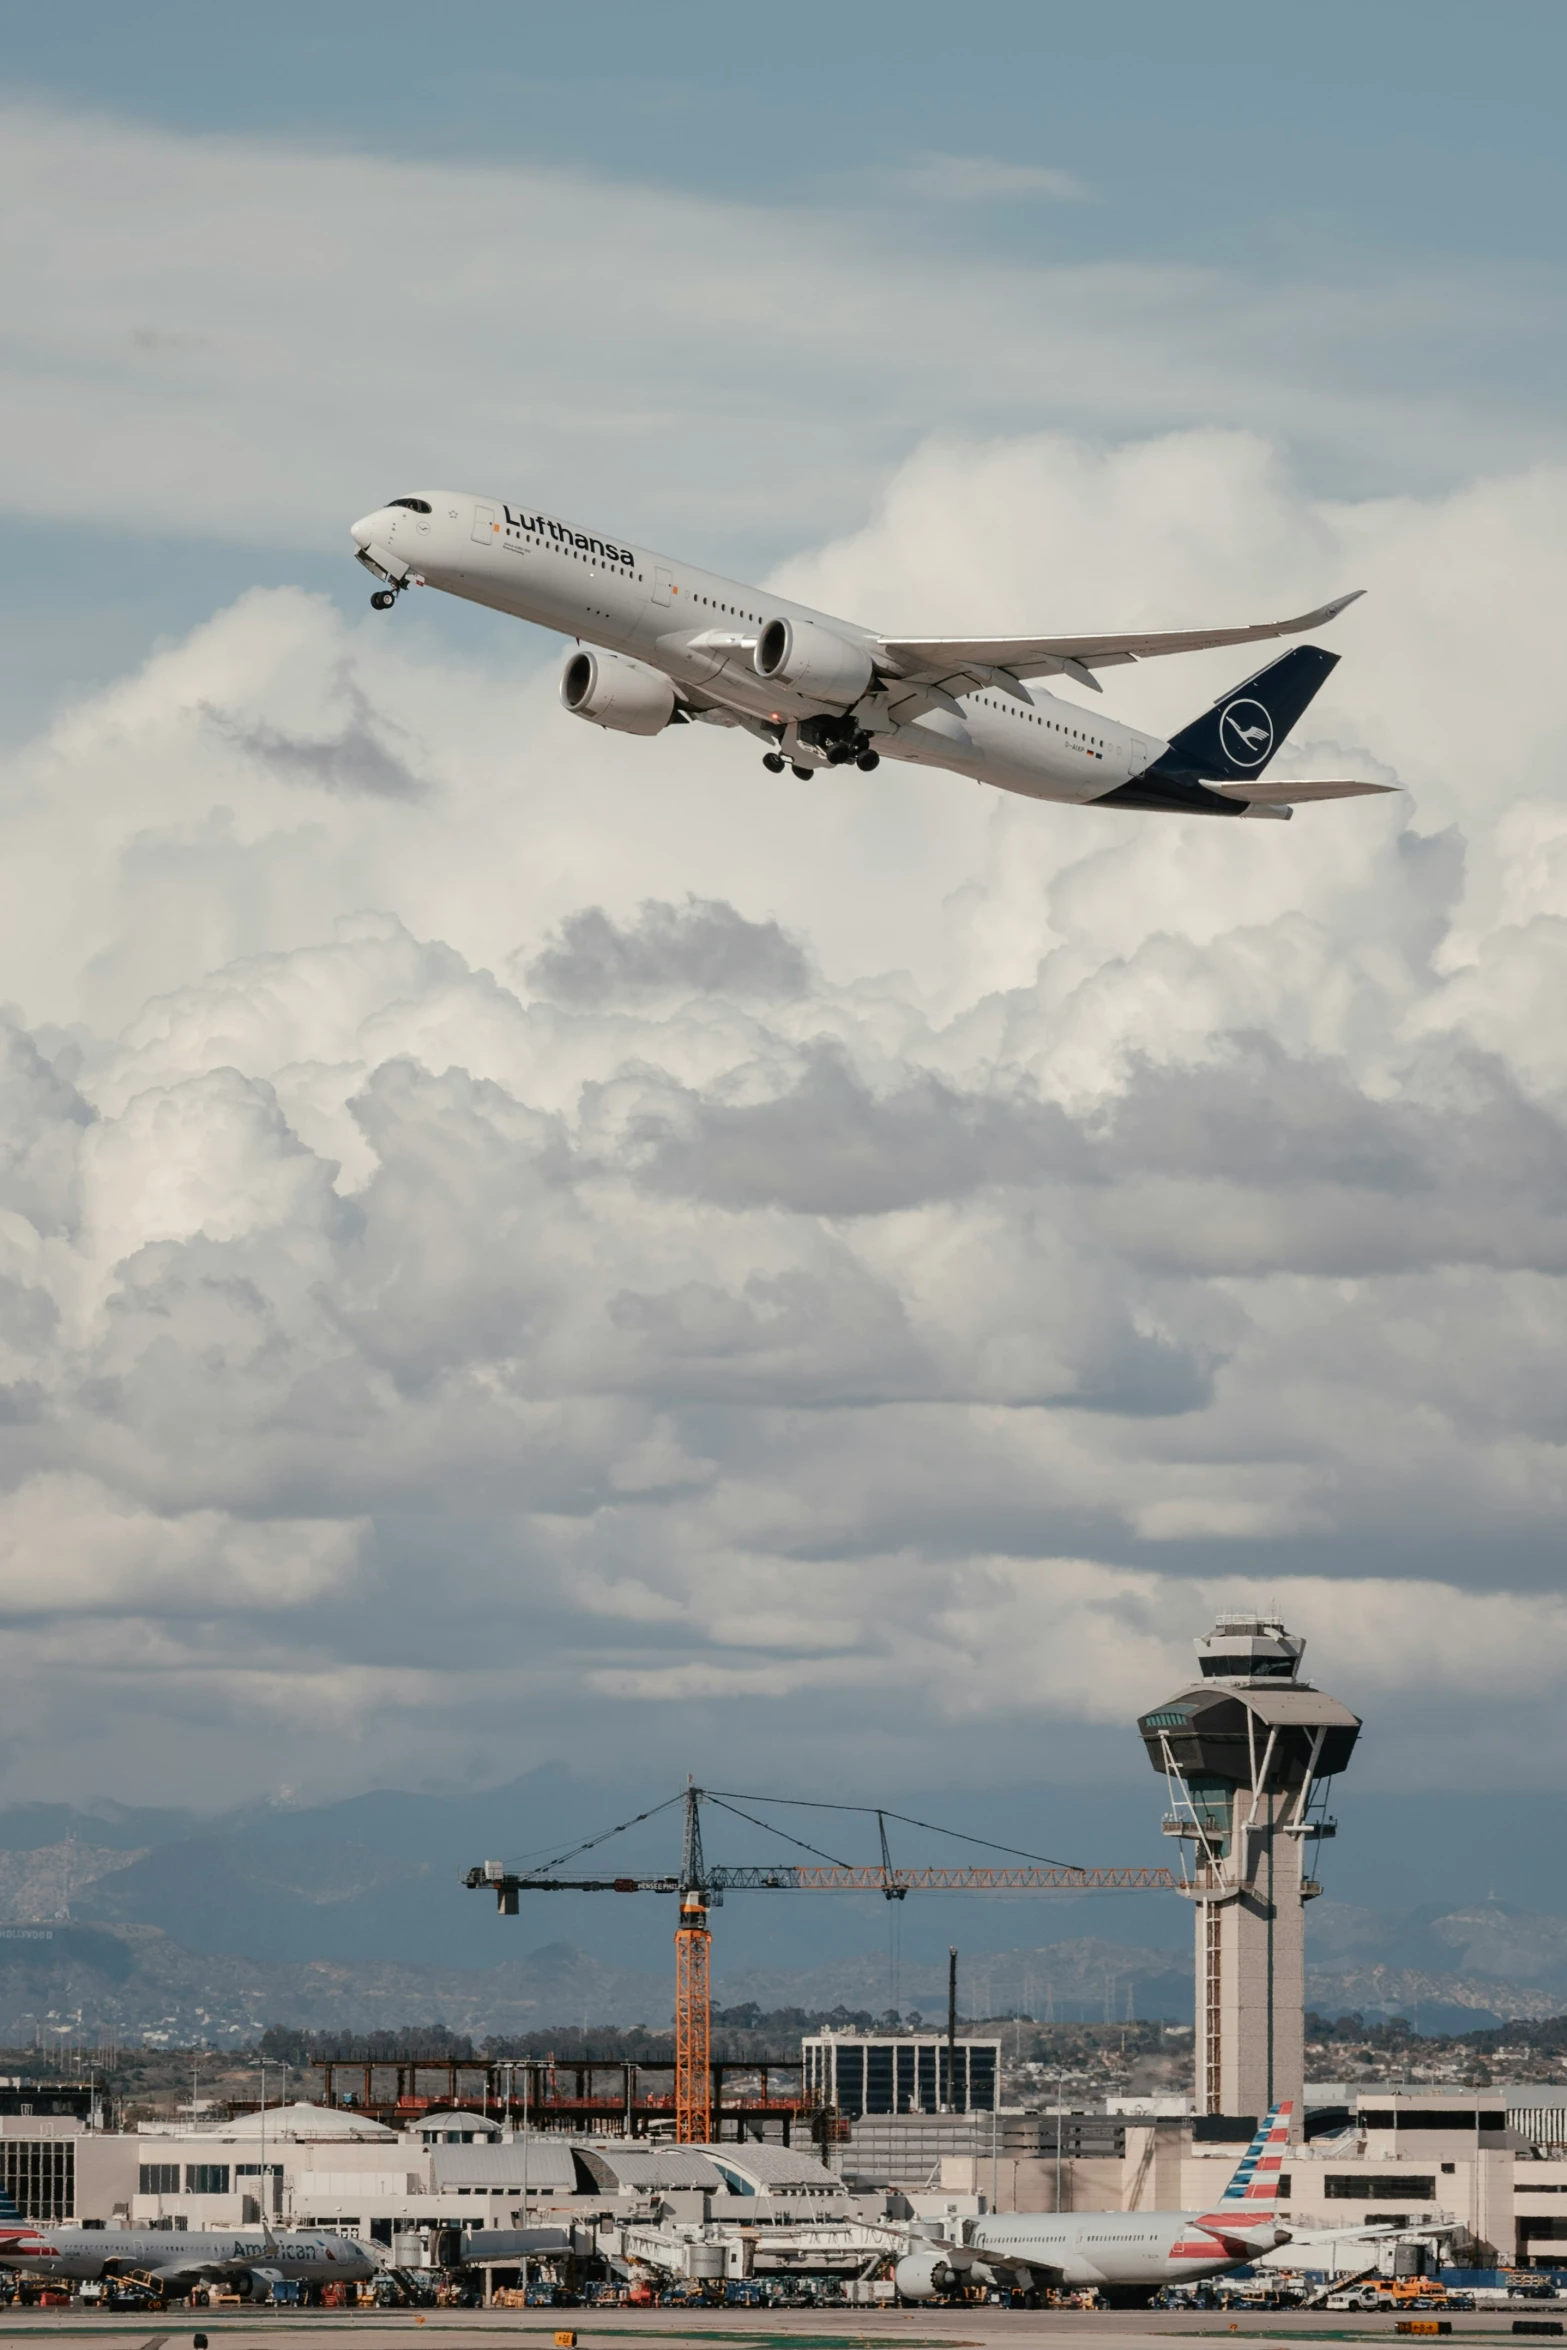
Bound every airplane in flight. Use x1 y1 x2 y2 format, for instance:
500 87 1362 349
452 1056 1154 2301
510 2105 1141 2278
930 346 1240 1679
350 493 1394 823
0 2179 375 2302
892 2102 1296 2305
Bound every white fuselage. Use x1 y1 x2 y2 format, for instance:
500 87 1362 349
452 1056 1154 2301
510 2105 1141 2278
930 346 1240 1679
965 2206 1287 2290
352 492 1170 804
0 2223 374 2286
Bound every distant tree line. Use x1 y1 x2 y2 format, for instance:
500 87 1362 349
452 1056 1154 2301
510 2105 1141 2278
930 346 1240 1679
256 2007 1201 2068
259 2006 934 2066
1306 2008 1567 2057
1306 2010 1423 2046
258 2024 479 2064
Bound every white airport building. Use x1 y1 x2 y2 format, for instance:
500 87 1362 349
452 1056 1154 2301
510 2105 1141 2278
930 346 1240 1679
4 2086 1567 2270
0 2097 871 2269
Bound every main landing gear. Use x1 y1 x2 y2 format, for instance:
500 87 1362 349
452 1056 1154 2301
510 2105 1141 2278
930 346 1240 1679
761 741 881 777
799 713 882 772
370 590 398 611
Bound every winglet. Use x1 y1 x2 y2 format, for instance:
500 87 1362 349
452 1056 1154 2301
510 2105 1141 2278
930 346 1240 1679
1293 590 1364 630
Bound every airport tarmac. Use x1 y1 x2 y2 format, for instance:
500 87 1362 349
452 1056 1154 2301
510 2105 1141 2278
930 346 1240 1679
0 2313 1559 2350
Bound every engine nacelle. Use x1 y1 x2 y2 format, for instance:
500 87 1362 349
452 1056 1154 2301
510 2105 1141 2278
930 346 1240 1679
893 2252 961 2302
560 648 676 735
754 616 874 710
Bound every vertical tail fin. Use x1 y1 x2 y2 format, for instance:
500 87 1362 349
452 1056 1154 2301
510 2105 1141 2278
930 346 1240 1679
1216 2100 1294 2203
0 2175 30 2225
1158 647 1338 781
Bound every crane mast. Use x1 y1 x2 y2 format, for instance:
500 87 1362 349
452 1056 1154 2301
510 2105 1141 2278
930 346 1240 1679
674 1786 711 2142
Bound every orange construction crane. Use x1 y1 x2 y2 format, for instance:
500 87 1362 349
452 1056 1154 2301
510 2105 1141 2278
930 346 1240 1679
673 1790 712 2140
467 1785 1176 2144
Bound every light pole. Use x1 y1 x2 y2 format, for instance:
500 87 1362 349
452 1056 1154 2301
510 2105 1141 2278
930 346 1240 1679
1053 2067 1070 2213
521 2063 530 2303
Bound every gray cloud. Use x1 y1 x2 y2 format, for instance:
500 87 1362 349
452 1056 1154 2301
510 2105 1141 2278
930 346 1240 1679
527 898 810 1006
611 1042 1083 1213
0 1015 94 1236
203 677 428 800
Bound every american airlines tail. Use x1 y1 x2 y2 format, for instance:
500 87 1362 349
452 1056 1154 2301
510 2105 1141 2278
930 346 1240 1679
0 2177 38 2237
1212 2101 1295 2210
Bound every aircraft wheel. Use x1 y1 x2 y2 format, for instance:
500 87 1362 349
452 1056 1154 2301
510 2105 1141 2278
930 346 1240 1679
856 750 880 771
791 763 813 779
370 590 397 610
761 752 786 773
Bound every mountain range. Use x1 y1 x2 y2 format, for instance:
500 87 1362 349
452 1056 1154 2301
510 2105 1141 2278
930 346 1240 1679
0 1780 1564 2042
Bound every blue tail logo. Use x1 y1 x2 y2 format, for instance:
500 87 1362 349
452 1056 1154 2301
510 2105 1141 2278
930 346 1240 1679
1218 698 1275 768
0 2176 29 2226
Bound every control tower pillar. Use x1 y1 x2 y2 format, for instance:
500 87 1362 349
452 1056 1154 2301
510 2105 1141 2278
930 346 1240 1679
1138 1613 1360 2129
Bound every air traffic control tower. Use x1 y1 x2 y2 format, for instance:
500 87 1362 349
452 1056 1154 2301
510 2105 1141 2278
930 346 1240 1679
1138 1613 1360 2131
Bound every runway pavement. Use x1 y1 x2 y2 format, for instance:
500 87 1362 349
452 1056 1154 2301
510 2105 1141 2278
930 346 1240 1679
0 2309 1557 2350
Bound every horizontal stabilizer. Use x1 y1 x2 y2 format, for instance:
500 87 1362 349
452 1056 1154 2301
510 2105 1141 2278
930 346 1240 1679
1212 778 1399 803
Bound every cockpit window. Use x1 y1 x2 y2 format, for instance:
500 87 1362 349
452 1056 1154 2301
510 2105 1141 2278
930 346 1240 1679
389 497 432 513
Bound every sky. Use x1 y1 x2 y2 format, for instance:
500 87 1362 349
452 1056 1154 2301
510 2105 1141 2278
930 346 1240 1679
1 1 1566 1944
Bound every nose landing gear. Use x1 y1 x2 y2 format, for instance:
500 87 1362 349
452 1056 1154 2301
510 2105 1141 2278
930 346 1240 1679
761 752 786 774
370 590 398 611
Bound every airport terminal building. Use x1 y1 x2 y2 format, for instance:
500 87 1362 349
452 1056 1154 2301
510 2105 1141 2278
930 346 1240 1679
5 2086 1567 2271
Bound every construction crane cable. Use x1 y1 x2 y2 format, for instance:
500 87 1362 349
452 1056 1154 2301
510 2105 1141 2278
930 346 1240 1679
698 1793 855 1871
704 1789 1083 1873
877 1807 1083 1873
527 1791 689 1874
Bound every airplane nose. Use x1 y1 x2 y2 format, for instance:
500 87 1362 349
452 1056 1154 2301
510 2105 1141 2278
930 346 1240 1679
350 512 379 549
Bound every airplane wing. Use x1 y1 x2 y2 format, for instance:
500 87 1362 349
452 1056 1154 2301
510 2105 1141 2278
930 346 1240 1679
875 591 1364 695
138 2251 291 2288
141 2259 237 2287
1212 777 1398 804
912 2234 1057 2287
1281 2220 1453 2249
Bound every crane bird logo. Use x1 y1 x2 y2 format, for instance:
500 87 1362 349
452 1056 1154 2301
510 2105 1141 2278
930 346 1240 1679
1219 698 1275 768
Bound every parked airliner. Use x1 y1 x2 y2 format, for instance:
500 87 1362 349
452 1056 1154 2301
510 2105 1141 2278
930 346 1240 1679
0 2180 375 2301
351 494 1393 822
893 2103 1295 2305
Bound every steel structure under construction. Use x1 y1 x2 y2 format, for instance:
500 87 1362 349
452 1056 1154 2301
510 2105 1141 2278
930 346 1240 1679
302 2055 806 2141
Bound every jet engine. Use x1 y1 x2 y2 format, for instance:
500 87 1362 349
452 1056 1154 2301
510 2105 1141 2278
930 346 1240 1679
892 2252 962 2301
754 616 874 709
560 648 677 735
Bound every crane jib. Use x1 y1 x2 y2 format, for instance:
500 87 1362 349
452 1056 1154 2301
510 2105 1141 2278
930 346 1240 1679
465 1864 1177 1894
